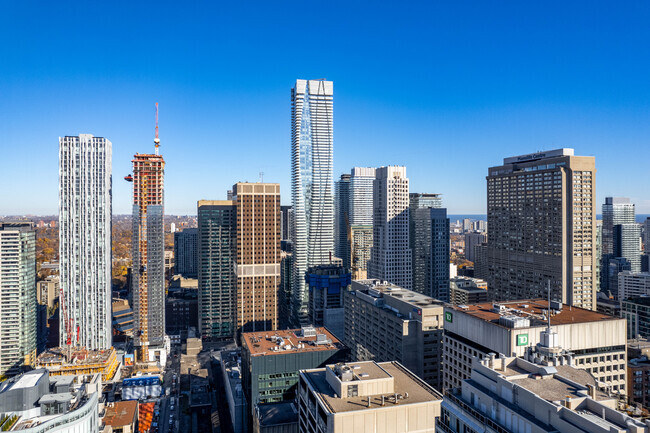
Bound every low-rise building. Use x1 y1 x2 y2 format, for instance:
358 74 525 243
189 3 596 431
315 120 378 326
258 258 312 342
449 276 488 306
221 350 248 433
343 280 445 390
439 353 648 433
103 400 138 433
443 299 627 394
298 361 442 433
0 369 101 433
623 295 650 339
628 338 650 410
254 401 298 433
241 327 346 413
619 271 650 300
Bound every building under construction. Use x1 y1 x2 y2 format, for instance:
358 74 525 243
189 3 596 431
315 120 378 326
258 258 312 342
36 346 119 382
129 103 166 362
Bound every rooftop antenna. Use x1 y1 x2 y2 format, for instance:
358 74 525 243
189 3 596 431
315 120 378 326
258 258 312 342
154 102 160 155
547 280 551 331
259 171 264 183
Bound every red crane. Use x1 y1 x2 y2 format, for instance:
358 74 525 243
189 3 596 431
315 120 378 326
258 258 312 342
59 286 74 348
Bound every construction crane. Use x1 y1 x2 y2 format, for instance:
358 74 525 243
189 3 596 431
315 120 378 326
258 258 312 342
154 102 160 155
59 285 74 359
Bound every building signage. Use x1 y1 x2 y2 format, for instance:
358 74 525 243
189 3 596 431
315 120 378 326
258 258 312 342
516 334 529 346
445 312 453 323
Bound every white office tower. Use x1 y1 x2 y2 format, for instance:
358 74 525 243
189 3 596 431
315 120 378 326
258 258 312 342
59 134 112 350
368 166 412 289
349 167 376 225
291 79 334 325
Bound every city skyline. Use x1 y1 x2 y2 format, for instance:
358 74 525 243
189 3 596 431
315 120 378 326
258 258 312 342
2 2 650 215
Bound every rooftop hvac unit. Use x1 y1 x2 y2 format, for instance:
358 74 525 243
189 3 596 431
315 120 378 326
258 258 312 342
499 315 530 328
301 326 317 338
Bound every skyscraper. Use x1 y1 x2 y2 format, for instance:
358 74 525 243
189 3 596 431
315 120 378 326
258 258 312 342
349 167 376 225
614 223 641 274
198 200 236 340
232 182 281 333
334 173 351 268
486 149 597 310
601 197 637 293
410 193 446 298
411 205 450 301
602 197 636 256
59 134 112 350
131 151 165 359
368 166 412 289
173 228 198 278
0 223 37 376
290 79 334 326
348 167 376 279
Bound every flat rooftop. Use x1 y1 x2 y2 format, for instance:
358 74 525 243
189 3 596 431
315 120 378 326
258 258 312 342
511 365 609 402
303 361 442 414
243 327 344 357
36 347 115 366
352 280 445 309
257 402 298 427
104 400 138 427
449 299 618 328
12 371 45 389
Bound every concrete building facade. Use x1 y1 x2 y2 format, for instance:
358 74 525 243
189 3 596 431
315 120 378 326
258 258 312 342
368 166 412 289
0 223 37 377
486 149 597 310
439 354 648 433
298 361 442 433
449 276 488 306
59 134 112 350
291 79 335 327
619 272 650 301
233 182 281 334
442 299 627 394
343 280 445 390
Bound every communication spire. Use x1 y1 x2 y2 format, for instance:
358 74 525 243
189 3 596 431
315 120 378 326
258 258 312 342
154 102 160 155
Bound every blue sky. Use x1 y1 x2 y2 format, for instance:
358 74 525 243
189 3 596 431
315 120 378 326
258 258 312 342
1 1 649 215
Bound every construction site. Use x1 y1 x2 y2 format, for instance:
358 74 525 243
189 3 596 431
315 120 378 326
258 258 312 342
35 346 120 382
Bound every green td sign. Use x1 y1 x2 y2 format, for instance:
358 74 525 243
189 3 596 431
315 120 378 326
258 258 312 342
444 312 453 323
516 334 529 346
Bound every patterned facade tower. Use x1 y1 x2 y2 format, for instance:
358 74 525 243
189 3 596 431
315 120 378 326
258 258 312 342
131 153 165 359
487 149 597 310
368 166 412 289
59 135 112 351
290 79 334 326
233 183 281 334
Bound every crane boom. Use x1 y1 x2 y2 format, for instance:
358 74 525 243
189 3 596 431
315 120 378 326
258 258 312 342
154 102 160 154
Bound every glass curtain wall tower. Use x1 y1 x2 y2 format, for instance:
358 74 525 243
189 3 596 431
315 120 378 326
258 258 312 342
59 134 112 351
131 152 165 360
290 79 334 326
0 223 37 376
